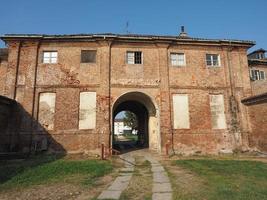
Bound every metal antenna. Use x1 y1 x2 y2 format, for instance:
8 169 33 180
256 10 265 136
126 21 130 34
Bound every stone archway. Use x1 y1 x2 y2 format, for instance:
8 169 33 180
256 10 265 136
112 92 160 152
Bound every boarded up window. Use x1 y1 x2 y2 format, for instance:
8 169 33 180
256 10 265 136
79 92 96 129
81 50 96 63
173 94 190 129
38 93 56 130
210 94 226 129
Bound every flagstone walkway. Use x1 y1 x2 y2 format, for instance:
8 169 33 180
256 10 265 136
97 150 172 200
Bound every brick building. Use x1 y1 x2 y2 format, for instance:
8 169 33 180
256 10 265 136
0 31 257 155
248 48 267 95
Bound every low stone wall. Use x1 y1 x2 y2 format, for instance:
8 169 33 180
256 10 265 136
242 93 267 152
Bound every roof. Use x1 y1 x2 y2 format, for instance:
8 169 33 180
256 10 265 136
248 48 266 56
248 59 267 67
241 92 267 105
0 33 255 47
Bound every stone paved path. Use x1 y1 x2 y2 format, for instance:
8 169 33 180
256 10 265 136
97 150 172 200
97 154 135 200
145 154 173 200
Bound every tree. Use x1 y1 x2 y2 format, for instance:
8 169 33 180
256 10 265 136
123 111 138 130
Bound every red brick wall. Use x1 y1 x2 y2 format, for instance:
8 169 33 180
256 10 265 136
247 102 267 152
0 39 253 154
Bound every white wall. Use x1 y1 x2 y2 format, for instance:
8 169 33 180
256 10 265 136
38 93 56 130
79 92 96 129
210 94 226 129
172 94 190 129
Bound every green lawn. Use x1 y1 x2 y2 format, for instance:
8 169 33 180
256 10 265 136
0 155 113 190
174 159 267 200
124 133 138 141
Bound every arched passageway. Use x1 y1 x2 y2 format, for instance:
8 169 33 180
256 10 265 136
112 92 160 153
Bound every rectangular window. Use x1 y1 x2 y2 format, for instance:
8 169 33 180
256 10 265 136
206 54 220 66
81 50 96 63
170 53 186 66
79 92 96 129
210 94 226 129
126 51 142 64
43 51 58 64
38 93 56 130
260 71 266 80
172 94 190 129
250 69 266 80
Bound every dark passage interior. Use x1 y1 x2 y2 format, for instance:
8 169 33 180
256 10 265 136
113 100 149 152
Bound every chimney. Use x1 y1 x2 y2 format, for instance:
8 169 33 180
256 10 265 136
179 26 188 37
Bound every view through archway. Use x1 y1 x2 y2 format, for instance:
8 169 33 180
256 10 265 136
112 92 160 153
113 101 149 152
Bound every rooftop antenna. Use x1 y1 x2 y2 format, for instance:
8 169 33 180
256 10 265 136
125 21 130 34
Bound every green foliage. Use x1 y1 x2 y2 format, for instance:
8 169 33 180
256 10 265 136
0 155 113 190
123 111 138 129
175 159 267 200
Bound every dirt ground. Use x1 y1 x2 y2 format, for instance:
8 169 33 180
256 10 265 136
0 173 114 200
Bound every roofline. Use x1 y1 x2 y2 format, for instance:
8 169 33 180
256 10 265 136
248 59 267 66
241 92 267 105
0 33 255 47
248 48 266 56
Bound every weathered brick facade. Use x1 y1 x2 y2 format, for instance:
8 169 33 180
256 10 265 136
0 33 256 155
242 93 267 152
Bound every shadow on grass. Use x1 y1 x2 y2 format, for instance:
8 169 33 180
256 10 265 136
0 96 67 187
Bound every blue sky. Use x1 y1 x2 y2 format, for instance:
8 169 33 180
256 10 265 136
0 0 266 52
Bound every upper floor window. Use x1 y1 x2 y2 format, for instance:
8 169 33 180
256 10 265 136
126 51 142 64
43 51 58 64
206 54 220 67
81 50 96 63
250 69 266 80
170 53 186 66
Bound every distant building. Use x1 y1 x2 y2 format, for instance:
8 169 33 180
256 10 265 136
114 119 124 135
114 119 132 135
248 49 267 95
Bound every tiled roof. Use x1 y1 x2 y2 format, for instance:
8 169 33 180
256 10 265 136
248 59 267 66
248 48 266 56
241 92 267 105
0 33 255 46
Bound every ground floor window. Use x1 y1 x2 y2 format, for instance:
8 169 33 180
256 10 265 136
172 94 190 129
79 91 96 129
209 94 226 129
38 92 56 130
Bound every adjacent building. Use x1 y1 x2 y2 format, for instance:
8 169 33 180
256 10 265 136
248 48 267 95
0 30 256 155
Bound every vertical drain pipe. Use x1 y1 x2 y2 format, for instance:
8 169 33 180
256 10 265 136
13 41 22 100
28 40 41 156
166 42 175 154
108 39 113 150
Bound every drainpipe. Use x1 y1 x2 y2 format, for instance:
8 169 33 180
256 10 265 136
166 42 175 154
28 40 41 156
107 39 113 149
13 41 22 100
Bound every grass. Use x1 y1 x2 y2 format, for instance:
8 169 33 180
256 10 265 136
124 134 138 142
120 157 152 200
173 159 267 200
0 155 113 190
